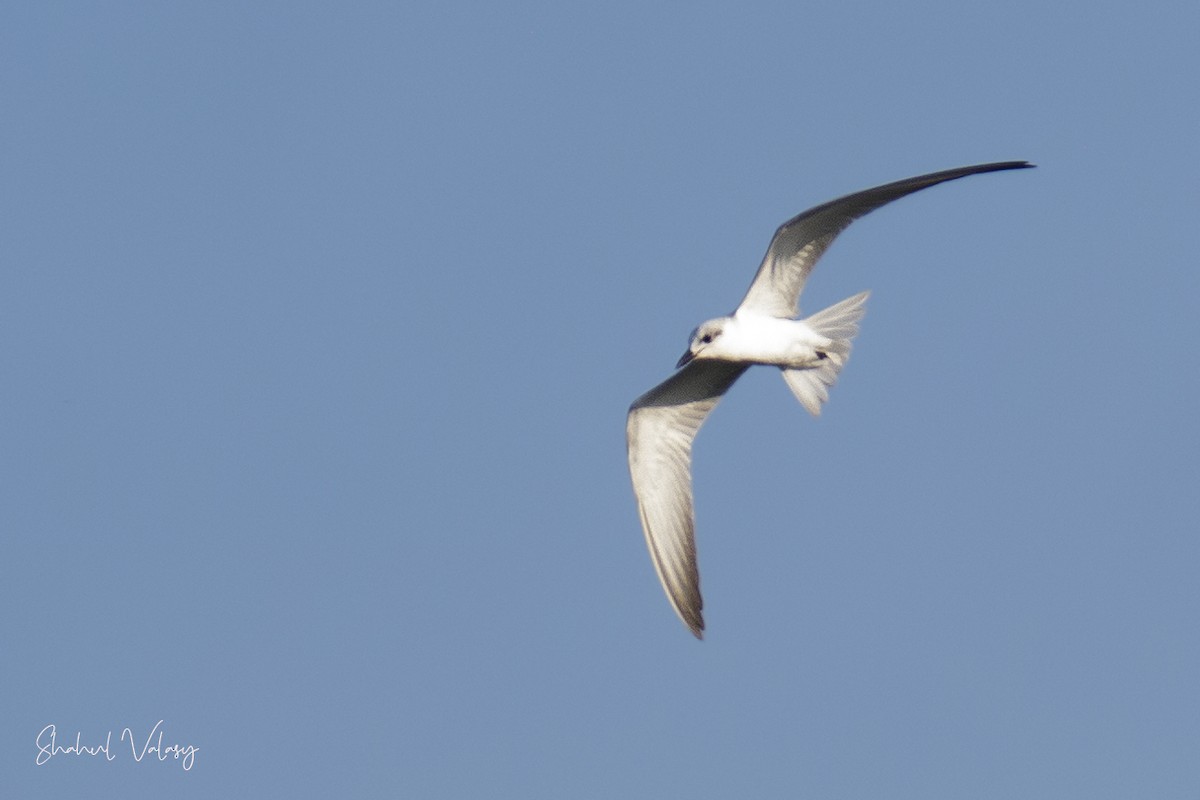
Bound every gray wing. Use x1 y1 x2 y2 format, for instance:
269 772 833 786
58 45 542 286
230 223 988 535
736 161 1034 318
626 360 749 638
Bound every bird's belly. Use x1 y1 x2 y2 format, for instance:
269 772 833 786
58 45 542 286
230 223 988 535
718 315 830 367
755 345 827 369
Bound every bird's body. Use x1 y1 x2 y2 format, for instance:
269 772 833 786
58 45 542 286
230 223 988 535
626 161 1033 638
683 312 833 369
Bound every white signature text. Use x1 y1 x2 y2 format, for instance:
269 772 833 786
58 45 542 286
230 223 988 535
36 720 198 771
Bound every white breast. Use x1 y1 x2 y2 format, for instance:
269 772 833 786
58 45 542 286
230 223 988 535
713 313 830 367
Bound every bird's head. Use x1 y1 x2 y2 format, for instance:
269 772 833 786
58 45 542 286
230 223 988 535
677 318 728 368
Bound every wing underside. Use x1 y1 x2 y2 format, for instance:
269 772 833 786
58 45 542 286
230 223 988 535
626 361 748 637
737 161 1033 318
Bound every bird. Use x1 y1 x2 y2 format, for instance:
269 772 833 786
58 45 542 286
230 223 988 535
626 161 1034 638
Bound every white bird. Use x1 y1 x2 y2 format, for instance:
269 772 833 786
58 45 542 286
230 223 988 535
627 161 1033 638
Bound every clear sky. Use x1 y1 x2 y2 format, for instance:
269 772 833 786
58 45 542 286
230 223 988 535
4 2 1198 797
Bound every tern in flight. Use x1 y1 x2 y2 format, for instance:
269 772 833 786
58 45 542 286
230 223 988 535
626 161 1033 638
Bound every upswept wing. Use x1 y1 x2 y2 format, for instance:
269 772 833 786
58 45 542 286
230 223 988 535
626 360 749 638
736 161 1033 318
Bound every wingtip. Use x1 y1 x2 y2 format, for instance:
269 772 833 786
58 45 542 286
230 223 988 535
680 609 705 639
976 159 1035 172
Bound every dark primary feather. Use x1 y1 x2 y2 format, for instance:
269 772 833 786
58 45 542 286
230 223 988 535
737 161 1034 318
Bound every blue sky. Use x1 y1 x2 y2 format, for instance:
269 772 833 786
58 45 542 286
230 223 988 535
3 2 1198 797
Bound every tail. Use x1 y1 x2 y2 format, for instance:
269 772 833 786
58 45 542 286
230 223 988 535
781 290 869 416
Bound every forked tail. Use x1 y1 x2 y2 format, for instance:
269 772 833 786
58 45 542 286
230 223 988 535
781 290 869 416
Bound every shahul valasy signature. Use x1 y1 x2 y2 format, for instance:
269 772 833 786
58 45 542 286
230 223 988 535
36 720 198 771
